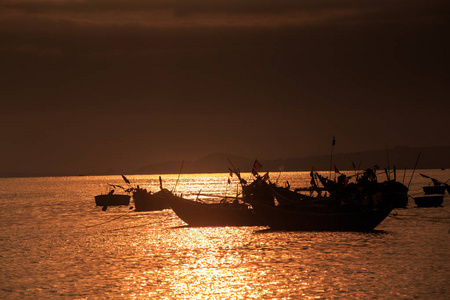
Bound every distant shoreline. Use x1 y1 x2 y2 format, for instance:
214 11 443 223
0 168 447 179
2 146 448 179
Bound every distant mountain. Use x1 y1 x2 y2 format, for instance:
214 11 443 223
133 146 450 175
132 153 251 175
2 146 448 178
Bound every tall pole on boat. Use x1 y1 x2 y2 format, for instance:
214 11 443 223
329 135 335 178
172 160 184 193
385 143 391 181
393 165 397 182
275 164 284 184
407 152 421 189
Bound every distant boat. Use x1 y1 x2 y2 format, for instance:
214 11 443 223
414 195 444 207
95 190 131 207
420 173 448 195
423 185 446 195
118 175 172 212
167 194 265 227
132 187 171 212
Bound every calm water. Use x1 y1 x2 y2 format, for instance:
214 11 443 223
1 170 449 299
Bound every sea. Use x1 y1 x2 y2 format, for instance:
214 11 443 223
1 170 449 299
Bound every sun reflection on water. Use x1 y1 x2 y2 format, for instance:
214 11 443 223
119 226 271 298
116 225 348 299
1 172 449 299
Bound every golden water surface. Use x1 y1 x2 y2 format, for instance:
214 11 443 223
0 171 449 299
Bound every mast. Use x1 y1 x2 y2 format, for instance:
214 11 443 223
329 135 335 178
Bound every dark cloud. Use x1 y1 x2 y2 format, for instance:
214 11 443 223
3 0 364 14
2 0 448 28
2 0 447 15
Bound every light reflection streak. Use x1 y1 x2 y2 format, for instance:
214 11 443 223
120 224 355 299
2 173 447 298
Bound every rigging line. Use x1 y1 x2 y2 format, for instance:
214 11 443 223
172 160 185 193
105 216 178 232
386 142 390 181
407 152 421 189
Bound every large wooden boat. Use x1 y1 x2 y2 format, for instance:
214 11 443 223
240 168 398 231
248 199 394 231
95 193 131 206
132 188 171 211
414 195 444 207
379 180 409 208
166 194 265 227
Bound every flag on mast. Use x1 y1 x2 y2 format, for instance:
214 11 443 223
121 174 131 184
252 159 262 176
334 165 341 174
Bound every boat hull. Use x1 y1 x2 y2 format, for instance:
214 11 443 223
167 195 265 227
414 195 444 207
389 195 408 208
132 189 171 211
380 181 409 208
249 200 393 231
95 194 131 206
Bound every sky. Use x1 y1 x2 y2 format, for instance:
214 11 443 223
1 0 449 176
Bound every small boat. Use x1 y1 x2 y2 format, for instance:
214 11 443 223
94 190 131 207
420 173 448 195
414 195 444 207
423 185 446 195
166 194 265 227
119 175 172 211
132 187 171 211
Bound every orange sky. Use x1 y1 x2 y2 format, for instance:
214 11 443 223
1 0 449 176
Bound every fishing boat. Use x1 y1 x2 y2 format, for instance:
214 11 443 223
423 185 446 195
420 173 448 195
132 187 171 211
313 169 409 209
380 180 409 208
413 195 444 207
243 179 394 231
240 168 398 231
119 175 172 212
249 199 394 231
94 190 131 207
166 193 265 227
